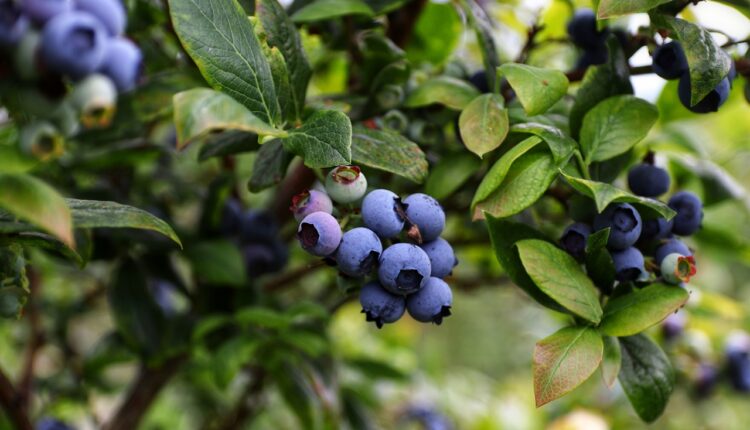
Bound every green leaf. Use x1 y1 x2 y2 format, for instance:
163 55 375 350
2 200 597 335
498 63 569 116
533 326 604 406
0 174 73 248
569 37 633 138
235 307 290 329
619 334 675 423
346 358 408 381
651 14 733 106
213 336 258 389
510 123 576 164
601 335 622 387
597 0 671 18
169 0 279 125
473 149 558 220
471 136 543 214
580 95 658 164
600 284 689 337
560 172 676 219
184 240 247 287
0 232 84 268
461 0 501 90
405 76 480 110
66 199 182 248
282 110 352 168
405 2 462 66
173 88 286 150
425 153 480 200
257 0 312 120
351 126 428 183
264 46 296 124
0 244 28 319
271 363 315 428
459 94 509 158
585 229 615 292
248 139 292 192
291 0 374 22
198 131 259 161
516 239 603 323
485 217 565 312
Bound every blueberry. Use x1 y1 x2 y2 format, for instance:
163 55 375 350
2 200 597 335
726 332 750 392
403 193 445 242
728 61 737 83
560 222 591 260
75 0 126 36
678 74 730 114
220 199 243 236
593 203 642 250
359 281 406 328
325 165 367 204
567 8 607 49
378 243 431 295
654 238 692 265
468 70 490 93
36 418 74 430
419 237 457 279
627 163 670 197
14 30 41 80
652 41 688 80
297 212 341 257
41 11 108 80
0 0 29 46
335 227 382 277
668 191 703 236
98 37 143 92
241 210 279 244
404 406 454 430
662 311 686 341
242 241 288 276
575 44 608 69
693 362 719 399
406 277 453 324
19 121 63 161
611 246 646 282
362 189 405 238
23 0 73 24
290 189 333 222
70 73 118 128
638 217 673 243
660 252 696 284
148 279 179 316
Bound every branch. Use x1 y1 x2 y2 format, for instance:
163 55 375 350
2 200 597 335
18 267 44 410
262 261 327 293
209 368 266 430
387 0 428 48
0 367 32 430
102 354 187 430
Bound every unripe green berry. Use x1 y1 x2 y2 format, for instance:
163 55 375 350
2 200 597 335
20 121 64 161
70 74 117 129
325 165 367 204
375 84 404 110
14 30 41 81
661 252 696 284
382 109 408 133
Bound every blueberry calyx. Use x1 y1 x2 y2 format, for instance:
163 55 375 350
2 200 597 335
396 269 423 291
298 222 320 248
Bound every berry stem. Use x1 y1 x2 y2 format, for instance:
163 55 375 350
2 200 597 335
573 150 591 180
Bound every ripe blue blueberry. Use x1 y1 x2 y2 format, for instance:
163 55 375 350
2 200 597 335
652 41 688 80
662 312 686 341
611 246 646 282
668 191 703 236
335 227 383 277
469 70 490 93
0 0 29 46
627 163 670 197
297 212 342 257
403 193 445 242
575 44 608 69
242 241 288 276
99 37 143 92
290 189 333 222
378 243 431 295
678 74 730 114
23 0 73 24
726 332 750 392
241 210 280 244
560 222 591 260
36 418 74 430
654 238 692 265
75 0 126 36
660 252 696 284
567 9 607 50
220 199 243 236
362 189 405 238
419 237 457 279
406 277 453 324
638 217 673 244
148 279 179 316
41 11 108 80
593 203 642 250
324 165 367 204
693 362 719 399
359 281 405 328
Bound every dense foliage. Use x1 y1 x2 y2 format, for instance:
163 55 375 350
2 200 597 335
1 0 750 428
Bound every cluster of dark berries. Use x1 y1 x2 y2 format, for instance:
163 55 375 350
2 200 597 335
566 8 629 70
561 156 701 286
292 166 458 328
222 199 288 278
36 418 74 430
652 41 737 113
0 0 142 156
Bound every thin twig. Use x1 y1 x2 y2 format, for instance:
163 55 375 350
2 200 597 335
209 368 267 430
262 261 327 293
0 367 32 430
18 267 44 410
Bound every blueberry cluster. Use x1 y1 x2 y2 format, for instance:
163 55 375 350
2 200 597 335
567 8 611 69
0 0 142 151
561 157 701 286
222 199 288 277
651 41 737 113
293 166 458 328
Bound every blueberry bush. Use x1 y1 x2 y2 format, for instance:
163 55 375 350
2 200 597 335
1 0 750 428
